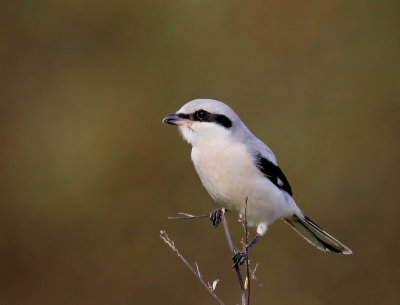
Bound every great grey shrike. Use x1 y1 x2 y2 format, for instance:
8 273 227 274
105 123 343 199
163 99 352 265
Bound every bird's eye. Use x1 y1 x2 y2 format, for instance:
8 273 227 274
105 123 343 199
195 110 208 120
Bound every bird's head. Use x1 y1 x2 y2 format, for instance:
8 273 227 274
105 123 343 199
162 99 242 146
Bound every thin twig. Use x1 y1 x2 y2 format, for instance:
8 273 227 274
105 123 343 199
250 263 261 286
168 212 209 220
244 198 251 305
159 230 225 305
220 209 247 305
167 209 262 303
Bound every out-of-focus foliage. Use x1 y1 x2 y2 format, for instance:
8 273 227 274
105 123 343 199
0 1 399 304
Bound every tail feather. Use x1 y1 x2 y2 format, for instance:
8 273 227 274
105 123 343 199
284 214 352 255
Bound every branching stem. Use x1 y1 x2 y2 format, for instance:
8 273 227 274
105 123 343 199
159 230 225 305
165 205 261 305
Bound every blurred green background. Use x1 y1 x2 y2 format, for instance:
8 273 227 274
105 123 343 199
1 1 399 304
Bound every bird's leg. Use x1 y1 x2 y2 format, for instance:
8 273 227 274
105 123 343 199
209 209 223 227
232 234 261 267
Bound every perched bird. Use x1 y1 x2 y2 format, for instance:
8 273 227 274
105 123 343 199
162 99 352 266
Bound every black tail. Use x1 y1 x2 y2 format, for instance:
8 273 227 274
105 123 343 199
285 214 352 254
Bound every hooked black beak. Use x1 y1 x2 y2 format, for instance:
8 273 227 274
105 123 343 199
162 113 184 125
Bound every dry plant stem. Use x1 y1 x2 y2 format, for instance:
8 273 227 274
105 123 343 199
220 209 247 305
167 210 261 303
159 230 225 305
250 263 260 285
168 212 209 220
167 212 262 285
244 199 251 305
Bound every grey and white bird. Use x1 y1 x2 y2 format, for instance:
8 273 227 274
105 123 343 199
162 99 352 265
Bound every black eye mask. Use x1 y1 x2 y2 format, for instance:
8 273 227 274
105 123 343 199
178 110 232 129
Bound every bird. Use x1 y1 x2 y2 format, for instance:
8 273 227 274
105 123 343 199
162 98 352 266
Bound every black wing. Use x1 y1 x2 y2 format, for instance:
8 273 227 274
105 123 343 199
254 153 293 196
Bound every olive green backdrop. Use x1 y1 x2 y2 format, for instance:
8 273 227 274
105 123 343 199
1 1 399 304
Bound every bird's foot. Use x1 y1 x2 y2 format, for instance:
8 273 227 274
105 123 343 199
232 249 247 268
209 209 223 227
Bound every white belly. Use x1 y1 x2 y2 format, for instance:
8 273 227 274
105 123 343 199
191 141 297 228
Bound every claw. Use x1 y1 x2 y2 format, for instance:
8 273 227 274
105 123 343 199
209 209 222 227
232 249 247 267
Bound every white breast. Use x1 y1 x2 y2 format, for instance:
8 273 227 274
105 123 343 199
191 137 297 228
192 140 253 206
